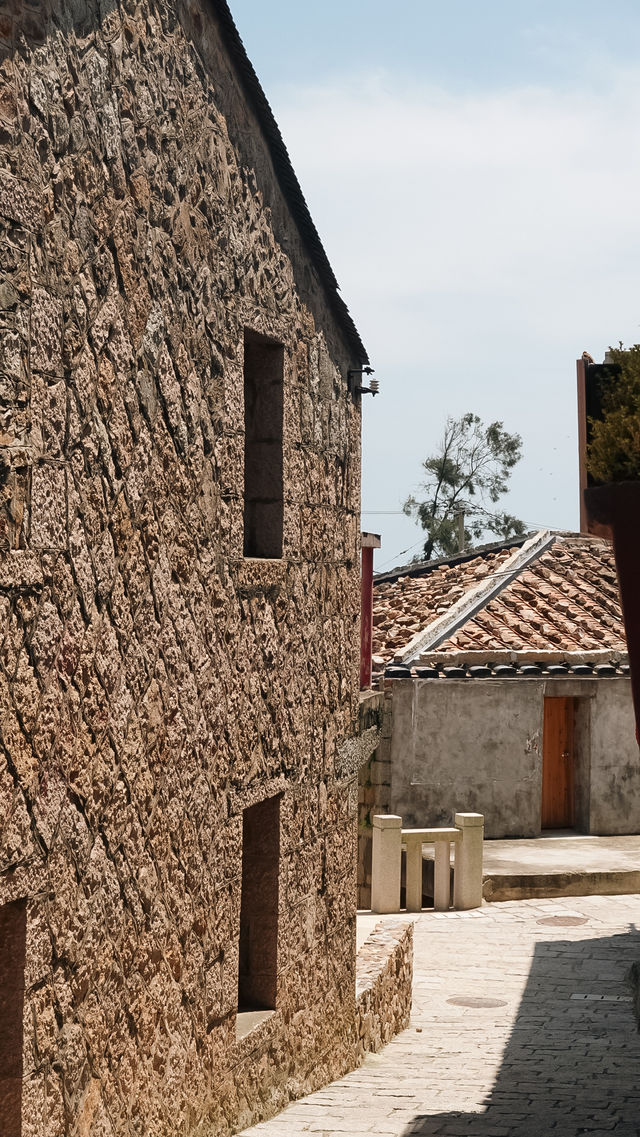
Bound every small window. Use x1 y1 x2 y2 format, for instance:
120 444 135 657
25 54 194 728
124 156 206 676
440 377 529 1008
0 899 26 1137
243 330 284 559
238 795 280 1015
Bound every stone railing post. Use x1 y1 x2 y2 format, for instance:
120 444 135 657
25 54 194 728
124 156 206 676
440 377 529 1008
434 840 452 912
371 815 402 914
453 812 484 911
403 832 423 913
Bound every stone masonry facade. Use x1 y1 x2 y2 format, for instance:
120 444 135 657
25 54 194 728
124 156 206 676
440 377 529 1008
358 686 392 911
0 1 384 1134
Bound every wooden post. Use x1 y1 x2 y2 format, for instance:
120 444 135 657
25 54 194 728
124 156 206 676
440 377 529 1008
455 509 465 554
577 356 589 535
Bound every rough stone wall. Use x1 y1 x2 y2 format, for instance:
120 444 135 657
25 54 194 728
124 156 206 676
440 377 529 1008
354 919 413 1061
0 1 372 1134
358 685 392 910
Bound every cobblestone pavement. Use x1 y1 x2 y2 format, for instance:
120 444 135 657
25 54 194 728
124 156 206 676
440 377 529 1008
240 894 640 1136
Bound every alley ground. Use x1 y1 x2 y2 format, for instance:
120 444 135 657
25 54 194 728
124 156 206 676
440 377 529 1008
240 894 640 1136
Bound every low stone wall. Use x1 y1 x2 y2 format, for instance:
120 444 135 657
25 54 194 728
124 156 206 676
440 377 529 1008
227 920 413 1132
355 919 413 1061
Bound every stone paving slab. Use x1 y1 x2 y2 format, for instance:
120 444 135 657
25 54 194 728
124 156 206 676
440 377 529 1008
239 895 640 1136
483 834 640 900
485 833 640 869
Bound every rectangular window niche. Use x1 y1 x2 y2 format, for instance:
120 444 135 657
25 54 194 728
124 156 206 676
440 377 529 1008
238 795 280 1019
243 330 284 559
0 899 27 1137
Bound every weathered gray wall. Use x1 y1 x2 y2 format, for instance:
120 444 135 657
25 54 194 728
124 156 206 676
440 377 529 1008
389 679 544 838
387 677 640 839
0 1 374 1134
589 679 640 833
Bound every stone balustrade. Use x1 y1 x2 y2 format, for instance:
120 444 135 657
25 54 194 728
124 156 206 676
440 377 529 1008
371 812 484 914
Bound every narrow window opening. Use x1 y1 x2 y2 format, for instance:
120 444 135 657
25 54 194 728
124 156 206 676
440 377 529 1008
0 899 27 1137
238 795 280 1015
243 330 284 559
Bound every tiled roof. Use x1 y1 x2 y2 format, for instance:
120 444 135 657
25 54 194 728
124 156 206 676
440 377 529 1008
385 660 629 680
372 533 625 669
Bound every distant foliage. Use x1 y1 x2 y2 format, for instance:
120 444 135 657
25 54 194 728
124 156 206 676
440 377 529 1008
404 413 525 560
588 345 640 483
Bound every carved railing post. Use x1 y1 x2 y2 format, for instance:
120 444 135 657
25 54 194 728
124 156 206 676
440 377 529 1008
371 813 484 914
453 813 485 911
371 815 402 914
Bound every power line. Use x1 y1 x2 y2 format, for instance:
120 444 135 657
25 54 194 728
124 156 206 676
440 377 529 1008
371 512 575 573
375 537 427 571
363 506 565 529
363 504 567 524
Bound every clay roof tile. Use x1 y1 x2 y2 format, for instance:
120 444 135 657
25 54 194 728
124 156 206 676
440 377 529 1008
372 533 626 664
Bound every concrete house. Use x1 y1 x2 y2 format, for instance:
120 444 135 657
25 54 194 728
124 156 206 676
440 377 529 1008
0 3 412 1135
358 531 640 906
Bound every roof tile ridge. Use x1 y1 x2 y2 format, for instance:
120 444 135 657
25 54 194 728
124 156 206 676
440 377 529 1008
394 530 555 665
420 647 628 668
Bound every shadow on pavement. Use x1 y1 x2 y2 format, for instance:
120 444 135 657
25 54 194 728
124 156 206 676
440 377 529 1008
402 926 640 1137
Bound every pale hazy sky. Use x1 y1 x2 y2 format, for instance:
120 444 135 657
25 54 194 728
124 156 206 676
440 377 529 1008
231 1 640 570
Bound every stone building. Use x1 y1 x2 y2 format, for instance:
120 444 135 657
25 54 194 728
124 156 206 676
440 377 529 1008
359 531 639 906
0 2 403 1134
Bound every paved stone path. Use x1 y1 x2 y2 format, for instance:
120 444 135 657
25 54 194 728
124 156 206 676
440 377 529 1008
240 895 640 1136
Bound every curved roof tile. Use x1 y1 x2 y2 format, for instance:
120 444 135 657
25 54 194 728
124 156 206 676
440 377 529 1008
372 533 625 666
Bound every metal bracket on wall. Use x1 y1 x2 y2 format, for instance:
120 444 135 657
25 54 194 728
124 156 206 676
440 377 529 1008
348 366 380 397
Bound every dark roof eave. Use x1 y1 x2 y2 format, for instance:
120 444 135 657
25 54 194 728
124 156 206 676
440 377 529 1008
211 1 369 366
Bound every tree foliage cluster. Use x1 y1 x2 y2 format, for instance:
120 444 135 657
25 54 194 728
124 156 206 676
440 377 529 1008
404 413 525 561
588 345 640 483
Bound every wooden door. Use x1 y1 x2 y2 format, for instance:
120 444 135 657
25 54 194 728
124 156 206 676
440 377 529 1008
541 697 575 829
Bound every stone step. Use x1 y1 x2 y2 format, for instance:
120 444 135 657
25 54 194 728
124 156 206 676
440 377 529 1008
483 868 640 902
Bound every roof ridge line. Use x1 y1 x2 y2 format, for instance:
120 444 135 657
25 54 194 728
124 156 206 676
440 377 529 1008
393 530 555 665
